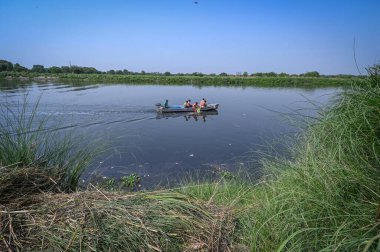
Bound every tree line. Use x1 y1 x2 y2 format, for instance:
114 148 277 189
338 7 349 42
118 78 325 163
0 59 357 78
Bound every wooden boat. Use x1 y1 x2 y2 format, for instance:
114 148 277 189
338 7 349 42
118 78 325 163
156 110 218 119
156 103 219 113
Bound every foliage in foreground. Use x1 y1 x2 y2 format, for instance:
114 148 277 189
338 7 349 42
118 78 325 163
0 98 93 203
181 65 380 251
1 191 236 251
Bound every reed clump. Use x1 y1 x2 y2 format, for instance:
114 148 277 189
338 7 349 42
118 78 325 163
0 98 92 204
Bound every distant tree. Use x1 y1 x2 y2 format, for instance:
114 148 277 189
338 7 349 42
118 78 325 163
48 66 62 73
83 67 99 74
192 72 204 77
219 72 228 76
164 71 171 76
266 72 277 77
303 71 320 77
70 66 84 74
31 64 45 73
209 73 216 76
243 71 248 77
13 63 28 72
107 70 115 74
140 70 146 75
0 60 14 71
254 72 264 77
123 69 129 75
115 70 123 75
279 72 289 77
61 66 71 73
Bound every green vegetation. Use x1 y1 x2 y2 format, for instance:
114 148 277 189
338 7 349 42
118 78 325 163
0 98 93 204
0 59 364 87
1 65 379 251
181 65 380 251
92 173 142 191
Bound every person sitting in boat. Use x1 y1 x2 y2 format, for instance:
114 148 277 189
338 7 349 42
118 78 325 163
187 99 192 107
200 98 207 107
192 102 201 113
164 99 169 108
185 100 192 108
183 100 188 108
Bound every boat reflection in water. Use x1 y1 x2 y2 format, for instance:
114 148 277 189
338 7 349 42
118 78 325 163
156 110 218 122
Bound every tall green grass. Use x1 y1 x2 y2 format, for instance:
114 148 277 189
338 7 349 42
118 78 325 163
181 65 380 251
0 98 93 203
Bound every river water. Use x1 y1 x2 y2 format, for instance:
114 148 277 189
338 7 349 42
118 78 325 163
0 81 340 187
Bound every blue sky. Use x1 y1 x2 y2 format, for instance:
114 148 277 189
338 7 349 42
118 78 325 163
1 0 379 74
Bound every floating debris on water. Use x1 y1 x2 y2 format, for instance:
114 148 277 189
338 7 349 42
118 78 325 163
189 154 194 157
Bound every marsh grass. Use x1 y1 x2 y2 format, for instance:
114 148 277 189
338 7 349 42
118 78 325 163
180 65 380 251
0 97 93 203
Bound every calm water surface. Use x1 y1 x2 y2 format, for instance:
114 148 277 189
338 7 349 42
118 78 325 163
0 82 340 187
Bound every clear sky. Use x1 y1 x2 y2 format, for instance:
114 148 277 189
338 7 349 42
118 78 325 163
1 0 379 74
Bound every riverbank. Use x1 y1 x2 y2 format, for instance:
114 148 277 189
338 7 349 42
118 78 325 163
1 66 379 251
0 71 363 87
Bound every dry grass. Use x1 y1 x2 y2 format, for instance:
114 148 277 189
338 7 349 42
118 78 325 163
1 189 237 252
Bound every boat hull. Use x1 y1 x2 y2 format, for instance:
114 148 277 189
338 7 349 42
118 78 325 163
156 110 218 119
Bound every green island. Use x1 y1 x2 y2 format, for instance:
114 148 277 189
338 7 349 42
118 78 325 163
1 63 379 251
0 59 364 87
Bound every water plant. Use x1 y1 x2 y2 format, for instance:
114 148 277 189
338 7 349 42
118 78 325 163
120 173 141 189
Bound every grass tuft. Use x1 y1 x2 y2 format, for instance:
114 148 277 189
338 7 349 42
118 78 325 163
0 97 93 203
